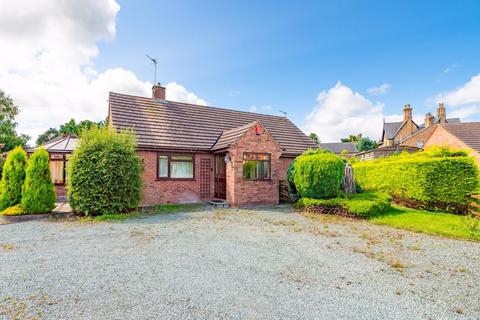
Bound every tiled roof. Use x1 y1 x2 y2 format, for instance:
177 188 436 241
211 122 257 151
109 92 317 156
441 122 480 153
383 122 404 140
418 117 460 129
319 142 358 154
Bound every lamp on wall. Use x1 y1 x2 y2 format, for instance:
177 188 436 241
224 153 231 163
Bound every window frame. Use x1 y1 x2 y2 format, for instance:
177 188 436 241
242 152 271 181
48 153 69 185
156 153 195 181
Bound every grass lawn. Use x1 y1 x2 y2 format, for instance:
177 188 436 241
370 206 480 242
91 203 206 222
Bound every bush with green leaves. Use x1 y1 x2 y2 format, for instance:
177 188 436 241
293 149 344 199
21 148 56 214
353 146 479 213
297 192 392 218
0 146 27 210
67 127 141 216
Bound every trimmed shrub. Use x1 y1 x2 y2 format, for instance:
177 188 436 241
353 147 479 213
293 149 344 199
0 146 27 211
67 127 141 216
286 159 299 201
297 192 392 218
1 204 25 216
21 148 56 214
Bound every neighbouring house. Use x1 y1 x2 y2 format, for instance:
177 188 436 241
319 142 358 157
424 122 480 164
381 103 460 148
108 84 317 207
358 102 461 160
27 135 78 200
356 145 419 161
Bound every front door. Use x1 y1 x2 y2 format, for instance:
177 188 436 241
214 154 226 199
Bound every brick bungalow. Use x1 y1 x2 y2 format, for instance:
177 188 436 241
424 122 480 164
107 84 316 207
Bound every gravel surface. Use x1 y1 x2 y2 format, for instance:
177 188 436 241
1 206 479 320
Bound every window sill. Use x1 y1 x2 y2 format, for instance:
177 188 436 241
243 179 272 182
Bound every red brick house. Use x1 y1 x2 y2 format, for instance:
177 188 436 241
424 122 480 164
108 84 316 207
381 103 460 148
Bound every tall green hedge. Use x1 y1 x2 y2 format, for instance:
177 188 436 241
293 149 344 199
353 147 479 213
67 127 141 216
21 148 56 214
0 146 27 210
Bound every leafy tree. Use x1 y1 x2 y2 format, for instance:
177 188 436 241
36 128 59 146
0 90 30 151
67 127 141 215
21 148 56 214
308 133 320 145
341 133 362 143
36 118 106 146
356 137 379 152
0 146 27 210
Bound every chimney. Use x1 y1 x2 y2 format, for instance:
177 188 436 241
152 83 166 100
436 102 446 123
403 104 412 122
424 112 435 128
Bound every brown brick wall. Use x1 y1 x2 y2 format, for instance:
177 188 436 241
393 120 418 145
138 151 214 206
226 124 282 207
424 126 480 164
401 126 436 148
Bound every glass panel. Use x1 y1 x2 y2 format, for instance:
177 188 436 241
171 155 193 161
256 161 270 179
158 156 168 178
50 161 64 184
257 154 270 160
171 161 193 178
243 153 257 160
243 160 256 179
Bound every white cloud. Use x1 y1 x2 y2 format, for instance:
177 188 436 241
166 82 207 106
304 82 384 142
248 105 272 113
367 83 391 96
435 74 480 106
430 74 480 121
0 0 205 143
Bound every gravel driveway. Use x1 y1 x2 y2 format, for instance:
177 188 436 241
1 206 479 320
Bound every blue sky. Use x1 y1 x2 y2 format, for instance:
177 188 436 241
1 0 480 142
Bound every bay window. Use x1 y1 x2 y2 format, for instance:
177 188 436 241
243 153 271 180
158 154 194 179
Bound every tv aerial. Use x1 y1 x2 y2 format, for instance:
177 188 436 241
146 54 158 84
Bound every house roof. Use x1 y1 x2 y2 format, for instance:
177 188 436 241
418 117 460 129
36 135 78 153
319 142 358 154
211 122 257 151
440 122 480 153
383 121 404 140
109 92 317 156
